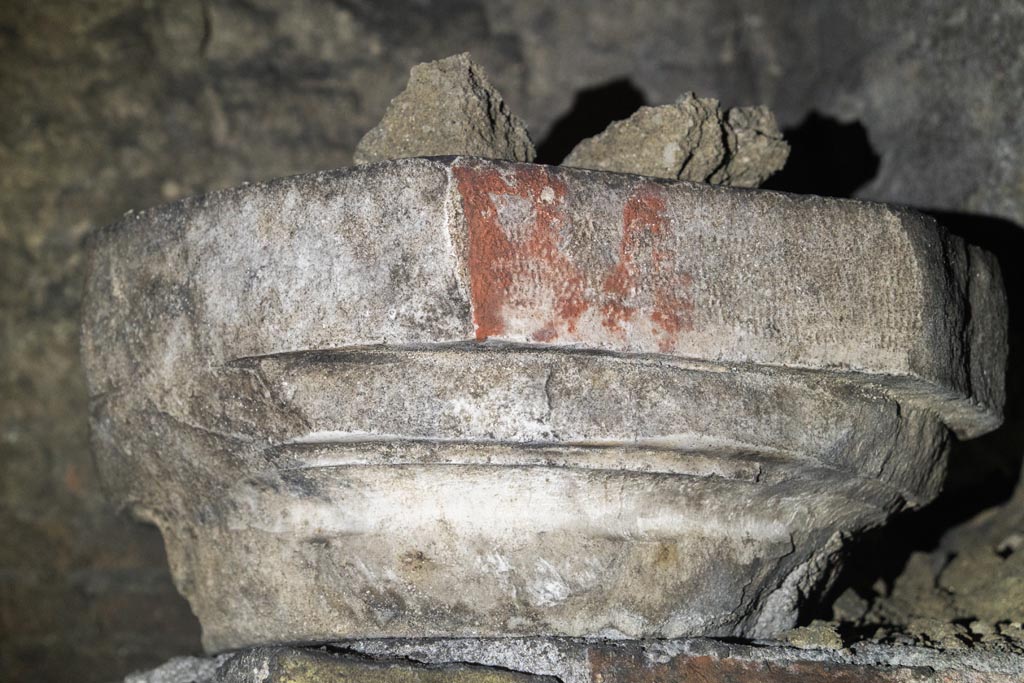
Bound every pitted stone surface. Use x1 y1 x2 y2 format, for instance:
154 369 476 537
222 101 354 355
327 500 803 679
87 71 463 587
354 54 535 165
562 93 789 187
82 157 1006 651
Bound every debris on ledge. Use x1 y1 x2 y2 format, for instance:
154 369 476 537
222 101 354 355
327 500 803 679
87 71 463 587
780 619 845 650
562 92 790 187
820 479 1024 656
354 54 787 188
354 53 535 165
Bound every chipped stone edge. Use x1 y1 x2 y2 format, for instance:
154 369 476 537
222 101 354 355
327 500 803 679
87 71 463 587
339 637 1024 681
121 639 1024 683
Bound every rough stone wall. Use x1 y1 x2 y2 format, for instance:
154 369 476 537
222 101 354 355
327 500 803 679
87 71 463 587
1 1 1022 682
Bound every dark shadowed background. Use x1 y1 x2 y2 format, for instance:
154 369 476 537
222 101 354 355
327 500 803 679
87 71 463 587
2 1 1022 680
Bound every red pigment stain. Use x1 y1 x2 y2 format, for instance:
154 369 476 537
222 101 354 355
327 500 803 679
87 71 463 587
454 163 693 351
600 188 666 331
453 163 586 341
652 271 694 351
602 184 694 351
531 324 558 343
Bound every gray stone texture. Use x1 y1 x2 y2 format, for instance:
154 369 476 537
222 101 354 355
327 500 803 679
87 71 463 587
125 640 1024 683
81 157 1004 650
3 1 1024 681
354 53 535 165
126 647 553 683
563 94 789 187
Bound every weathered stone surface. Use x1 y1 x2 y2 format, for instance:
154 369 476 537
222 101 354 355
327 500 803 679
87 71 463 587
718 105 792 187
347 638 1024 683
127 640 1024 683
81 157 1005 651
354 54 535 165
125 655 227 683
126 647 551 683
562 93 788 187
6 3 1024 680
230 648 551 683
585 642 1023 683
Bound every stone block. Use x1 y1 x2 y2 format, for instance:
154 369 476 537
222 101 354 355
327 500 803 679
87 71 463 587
82 157 1006 651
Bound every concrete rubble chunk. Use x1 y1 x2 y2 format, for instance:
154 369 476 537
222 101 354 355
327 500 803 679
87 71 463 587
712 105 792 187
563 93 789 187
354 53 535 165
82 157 1005 652
780 619 845 650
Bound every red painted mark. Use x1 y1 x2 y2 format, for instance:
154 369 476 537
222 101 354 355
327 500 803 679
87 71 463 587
602 185 694 351
454 162 693 352
453 164 586 341
601 188 666 332
652 271 694 352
